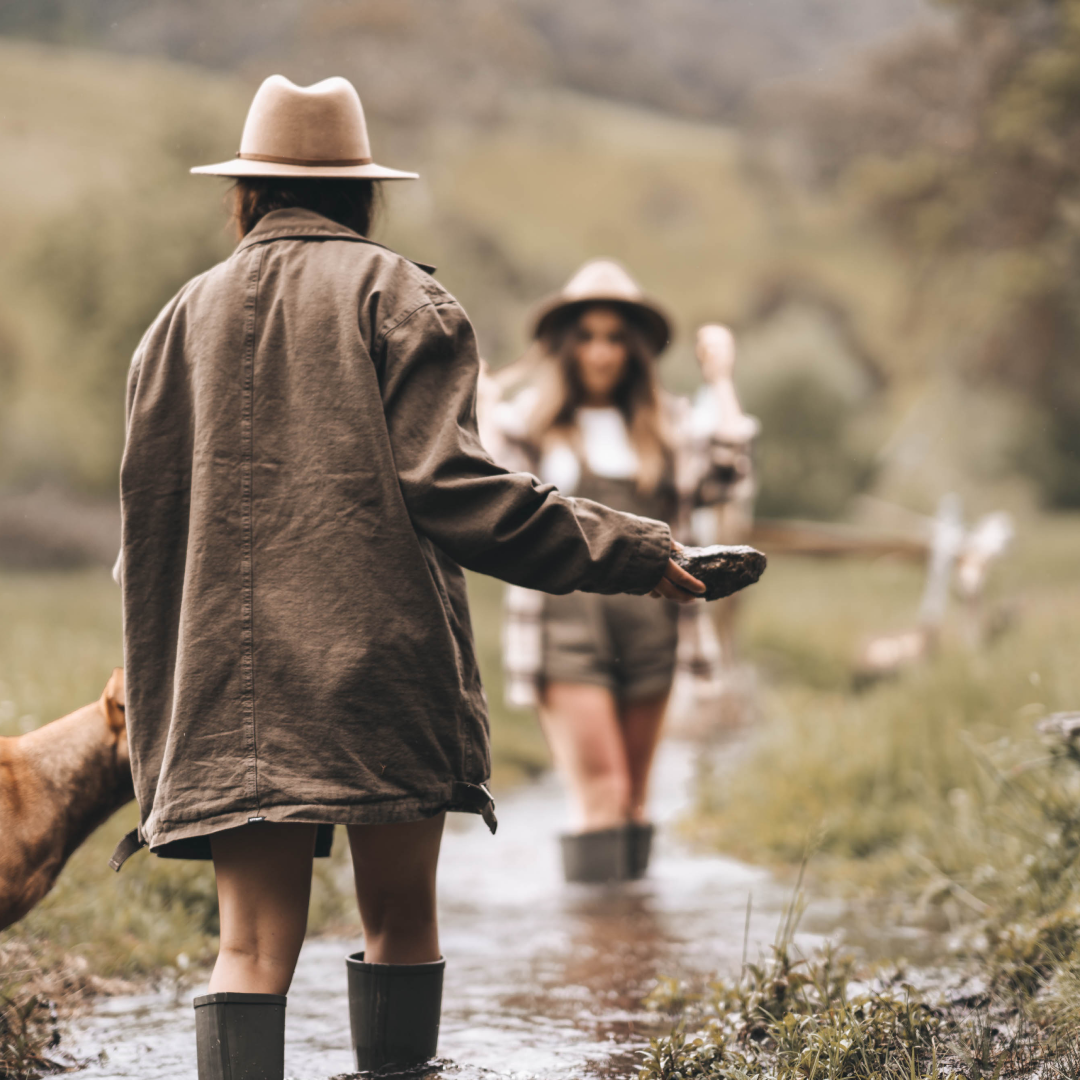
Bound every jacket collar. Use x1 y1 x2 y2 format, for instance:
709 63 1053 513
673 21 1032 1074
235 208 435 273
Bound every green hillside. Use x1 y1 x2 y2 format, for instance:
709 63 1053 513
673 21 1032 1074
5 29 1047 525
0 42 247 490
0 38 918 508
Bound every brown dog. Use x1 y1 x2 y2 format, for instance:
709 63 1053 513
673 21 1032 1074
0 669 133 931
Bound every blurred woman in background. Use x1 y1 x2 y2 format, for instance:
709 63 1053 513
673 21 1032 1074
482 260 755 883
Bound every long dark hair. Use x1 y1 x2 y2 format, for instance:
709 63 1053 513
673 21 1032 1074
231 177 381 239
527 303 673 494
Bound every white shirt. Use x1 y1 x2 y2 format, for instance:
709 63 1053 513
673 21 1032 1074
538 407 639 495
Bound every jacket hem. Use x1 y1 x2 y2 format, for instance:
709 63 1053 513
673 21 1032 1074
143 787 491 856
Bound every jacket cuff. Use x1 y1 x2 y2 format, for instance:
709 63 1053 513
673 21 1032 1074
619 516 673 595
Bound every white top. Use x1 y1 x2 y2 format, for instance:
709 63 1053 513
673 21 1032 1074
538 406 639 495
691 383 760 443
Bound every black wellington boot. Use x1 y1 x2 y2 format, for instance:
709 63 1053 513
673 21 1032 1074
346 952 445 1072
194 992 286 1080
627 822 655 880
560 826 630 883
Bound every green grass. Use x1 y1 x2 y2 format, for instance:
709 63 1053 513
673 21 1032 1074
0 564 546 1007
646 517 1080 1077
695 514 1080 894
639 929 1080 1079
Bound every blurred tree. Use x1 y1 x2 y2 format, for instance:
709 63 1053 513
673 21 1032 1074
20 186 228 491
738 297 883 520
748 370 879 520
774 0 1080 505
0 73 239 493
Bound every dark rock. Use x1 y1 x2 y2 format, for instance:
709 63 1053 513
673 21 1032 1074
672 544 767 601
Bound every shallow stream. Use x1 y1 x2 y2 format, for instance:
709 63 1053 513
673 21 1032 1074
67 739 830 1079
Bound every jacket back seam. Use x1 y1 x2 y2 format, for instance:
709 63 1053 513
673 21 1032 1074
240 245 267 812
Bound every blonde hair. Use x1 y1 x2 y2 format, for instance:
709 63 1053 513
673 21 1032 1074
525 304 672 495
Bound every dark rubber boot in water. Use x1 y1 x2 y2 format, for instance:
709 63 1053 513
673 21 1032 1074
194 992 286 1080
560 826 630 883
346 952 445 1072
627 822 655 880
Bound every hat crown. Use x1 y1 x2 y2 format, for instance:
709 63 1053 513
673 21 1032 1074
560 259 644 304
530 257 673 355
239 75 372 165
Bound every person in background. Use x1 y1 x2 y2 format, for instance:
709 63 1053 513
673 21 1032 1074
114 78 705 1080
480 260 753 883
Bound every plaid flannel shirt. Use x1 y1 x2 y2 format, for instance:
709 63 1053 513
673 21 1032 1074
480 387 755 709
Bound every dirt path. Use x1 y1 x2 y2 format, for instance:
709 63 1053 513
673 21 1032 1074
66 739 828 1079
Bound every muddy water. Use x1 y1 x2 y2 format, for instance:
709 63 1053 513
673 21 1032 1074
67 740 829 1079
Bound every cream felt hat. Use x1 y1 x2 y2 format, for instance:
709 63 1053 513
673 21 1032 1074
191 75 418 180
530 258 673 356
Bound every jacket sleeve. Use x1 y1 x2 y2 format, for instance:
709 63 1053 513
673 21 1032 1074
378 299 671 596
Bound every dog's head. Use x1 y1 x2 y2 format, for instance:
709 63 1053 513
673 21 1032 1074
99 668 128 767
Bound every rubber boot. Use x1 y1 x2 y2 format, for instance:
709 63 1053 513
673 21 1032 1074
560 826 630 883
194 992 286 1080
627 822 655 880
346 952 445 1072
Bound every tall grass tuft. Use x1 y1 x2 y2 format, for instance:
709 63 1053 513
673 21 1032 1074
0 995 79 1078
646 713 1080 1077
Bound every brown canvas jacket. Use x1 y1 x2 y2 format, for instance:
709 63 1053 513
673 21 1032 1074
118 208 671 858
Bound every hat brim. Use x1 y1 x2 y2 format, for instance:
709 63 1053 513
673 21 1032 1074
190 158 418 180
532 296 673 357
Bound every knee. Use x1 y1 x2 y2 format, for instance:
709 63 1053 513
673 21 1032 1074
216 939 292 972
579 753 629 796
361 888 437 938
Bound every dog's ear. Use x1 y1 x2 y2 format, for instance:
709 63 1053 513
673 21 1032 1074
101 667 126 733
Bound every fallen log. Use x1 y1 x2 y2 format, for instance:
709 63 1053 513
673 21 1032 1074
749 518 929 562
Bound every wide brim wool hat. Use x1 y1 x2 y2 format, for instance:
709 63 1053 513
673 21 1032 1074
191 75 418 180
530 258 673 356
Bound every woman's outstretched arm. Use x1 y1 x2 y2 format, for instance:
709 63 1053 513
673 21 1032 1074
378 299 702 601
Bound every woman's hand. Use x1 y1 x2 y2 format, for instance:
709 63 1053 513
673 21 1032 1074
650 543 706 604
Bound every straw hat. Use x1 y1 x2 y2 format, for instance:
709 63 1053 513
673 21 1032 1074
191 75 418 180
530 259 673 356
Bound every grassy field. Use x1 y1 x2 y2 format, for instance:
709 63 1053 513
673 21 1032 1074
647 514 1080 1077
698 513 1080 896
0 565 544 1003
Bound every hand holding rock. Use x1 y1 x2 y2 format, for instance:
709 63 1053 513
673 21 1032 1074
670 544 767 601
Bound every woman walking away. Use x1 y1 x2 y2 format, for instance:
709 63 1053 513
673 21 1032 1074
483 260 747 885
111 76 704 1080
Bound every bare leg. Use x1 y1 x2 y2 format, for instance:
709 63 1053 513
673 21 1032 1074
540 682 630 831
209 822 317 995
619 692 670 823
348 814 445 964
